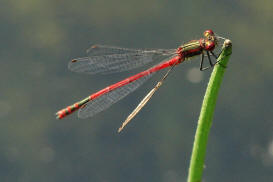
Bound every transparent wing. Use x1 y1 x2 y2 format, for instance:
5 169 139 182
68 45 176 75
78 72 155 119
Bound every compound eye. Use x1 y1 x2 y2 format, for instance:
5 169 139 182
205 41 215 51
204 30 214 37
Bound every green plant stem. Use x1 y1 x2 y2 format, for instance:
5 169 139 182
187 40 232 182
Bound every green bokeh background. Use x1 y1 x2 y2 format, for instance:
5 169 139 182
1 0 272 181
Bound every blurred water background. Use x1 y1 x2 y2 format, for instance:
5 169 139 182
0 0 272 181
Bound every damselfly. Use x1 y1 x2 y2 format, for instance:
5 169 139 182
56 30 223 132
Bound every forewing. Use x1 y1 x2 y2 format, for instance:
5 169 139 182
68 45 175 74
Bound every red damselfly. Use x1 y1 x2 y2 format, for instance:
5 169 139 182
56 30 223 132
